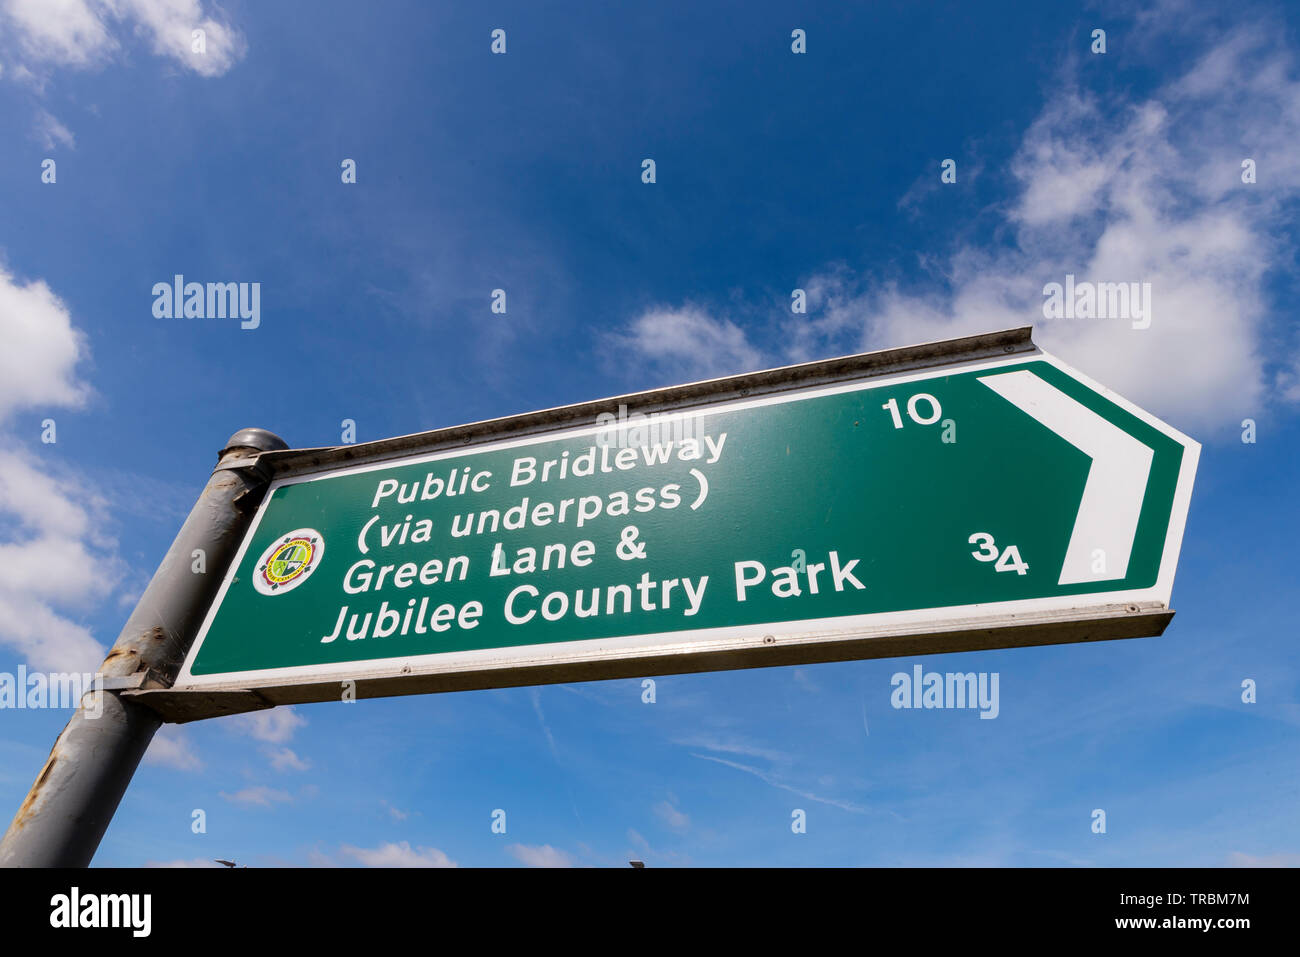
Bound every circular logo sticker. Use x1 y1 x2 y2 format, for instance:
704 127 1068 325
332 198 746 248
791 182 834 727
253 529 324 596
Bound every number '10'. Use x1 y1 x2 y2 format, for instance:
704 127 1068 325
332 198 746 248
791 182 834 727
882 393 942 429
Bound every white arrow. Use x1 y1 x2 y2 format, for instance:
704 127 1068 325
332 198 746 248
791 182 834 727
977 369 1153 585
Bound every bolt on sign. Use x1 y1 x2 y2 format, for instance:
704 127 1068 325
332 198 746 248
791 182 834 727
135 328 1198 721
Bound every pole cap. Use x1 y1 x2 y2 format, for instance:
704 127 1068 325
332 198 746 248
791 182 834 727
220 428 289 458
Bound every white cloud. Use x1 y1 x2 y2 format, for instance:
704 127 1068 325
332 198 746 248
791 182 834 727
0 0 246 77
220 785 292 808
340 841 456 868
34 109 74 149
792 668 821 694
679 732 871 816
3 0 117 68
529 686 560 761
1279 362 1300 403
671 733 792 765
0 502 112 603
8 63 40 88
267 746 310 772
691 752 868 814
506 843 575 868
227 706 306 743
0 267 90 418
116 0 247 77
606 304 765 381
627 827 650 856
623 827 691 866
0 592 106 673
0 270 120 673
784 23 1300 434
652 799 690 833
144 724 202 771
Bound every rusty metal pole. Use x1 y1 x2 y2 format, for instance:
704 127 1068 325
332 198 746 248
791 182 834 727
0 428 287 868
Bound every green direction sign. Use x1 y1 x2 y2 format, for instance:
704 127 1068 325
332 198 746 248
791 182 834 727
168 332 1198 711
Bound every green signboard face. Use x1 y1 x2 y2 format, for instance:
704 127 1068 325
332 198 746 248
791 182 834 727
174 349 1198 698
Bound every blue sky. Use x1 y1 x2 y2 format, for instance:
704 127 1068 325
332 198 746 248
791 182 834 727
1 0 1297 867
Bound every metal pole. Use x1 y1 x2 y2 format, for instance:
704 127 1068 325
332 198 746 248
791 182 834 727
0 428 287 867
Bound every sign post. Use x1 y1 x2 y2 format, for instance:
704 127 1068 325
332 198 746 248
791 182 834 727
0 430 287 868
137 326 1199 722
